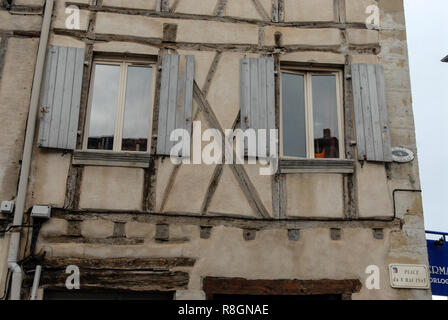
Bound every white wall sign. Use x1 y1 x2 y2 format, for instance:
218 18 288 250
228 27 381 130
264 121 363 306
391 147 415 163
389 264 430 289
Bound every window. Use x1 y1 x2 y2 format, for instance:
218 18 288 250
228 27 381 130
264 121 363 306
281 69 344 159
84 59 155 152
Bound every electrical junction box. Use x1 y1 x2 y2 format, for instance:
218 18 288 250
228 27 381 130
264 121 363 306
31 205 51 219
1 201 14 214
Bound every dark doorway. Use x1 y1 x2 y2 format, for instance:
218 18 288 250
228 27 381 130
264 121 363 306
44 289 174 300
212 294 342 301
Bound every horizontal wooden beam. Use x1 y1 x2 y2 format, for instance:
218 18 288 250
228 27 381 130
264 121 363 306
25 270 189 291
52 28 379 56
23 257 195 291
42 257 196 270
65 2 369 30
280 159 355 174
51 208 402 228
42 235 144 245
203 277 362 296
73 150 152 168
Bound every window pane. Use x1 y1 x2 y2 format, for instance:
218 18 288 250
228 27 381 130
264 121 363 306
87 64 121 150
312 75 339 159
282 73 307 158
122 66 153 152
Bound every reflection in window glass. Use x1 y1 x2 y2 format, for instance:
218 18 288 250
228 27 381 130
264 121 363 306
312 75 339 159
87 64 120 150
122 66 153 152
282 73 307 158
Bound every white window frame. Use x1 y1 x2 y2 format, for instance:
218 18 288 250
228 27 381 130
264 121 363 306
280 67 345 160
83 58 157 153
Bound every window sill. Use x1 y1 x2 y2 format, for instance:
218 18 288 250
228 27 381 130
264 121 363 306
73 151 151 168
279 158 355 174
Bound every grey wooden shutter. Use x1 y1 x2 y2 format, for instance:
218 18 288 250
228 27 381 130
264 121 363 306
351 63 392 162
157 54 195 156
38 46 85 150
240 57 275 156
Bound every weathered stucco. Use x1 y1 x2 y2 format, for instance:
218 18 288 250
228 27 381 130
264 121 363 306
0 4 41 297
0 0 431 300
286 174 344 218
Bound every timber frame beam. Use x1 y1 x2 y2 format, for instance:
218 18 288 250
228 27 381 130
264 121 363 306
23 257 196 292
203 277 362 299
65 1 368 30
52 28 380 56
51 208 403 230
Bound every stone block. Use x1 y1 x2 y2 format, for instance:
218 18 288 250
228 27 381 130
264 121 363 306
288 229 301 241
81 219 115 238
125 221 155 238
346 29 379 45
40 218 68 237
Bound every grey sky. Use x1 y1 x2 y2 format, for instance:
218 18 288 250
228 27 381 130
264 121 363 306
89 64 120 138
88 64 153 140
404 0 448 232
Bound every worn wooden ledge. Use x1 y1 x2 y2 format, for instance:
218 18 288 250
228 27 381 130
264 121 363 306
5 5 43 13
42 235 145 245
51 208 402 230
279 158 355 174
73 150 152 168
25 270 190 291
23 257 195 291
42 257 196 270
203 277 362 297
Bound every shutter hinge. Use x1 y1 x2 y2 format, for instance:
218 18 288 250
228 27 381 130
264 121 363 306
40 106 49 114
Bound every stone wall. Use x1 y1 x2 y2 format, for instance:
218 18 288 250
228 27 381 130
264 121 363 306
0 0 43 299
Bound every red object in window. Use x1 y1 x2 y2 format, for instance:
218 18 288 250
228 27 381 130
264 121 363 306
314 129 339 159
315 150 326 158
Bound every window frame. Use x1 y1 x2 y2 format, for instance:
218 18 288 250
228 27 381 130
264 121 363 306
83 57 157 153
280 67 345 160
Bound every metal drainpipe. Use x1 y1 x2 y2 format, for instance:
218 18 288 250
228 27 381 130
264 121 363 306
7 0 54 300
29 265 42 300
